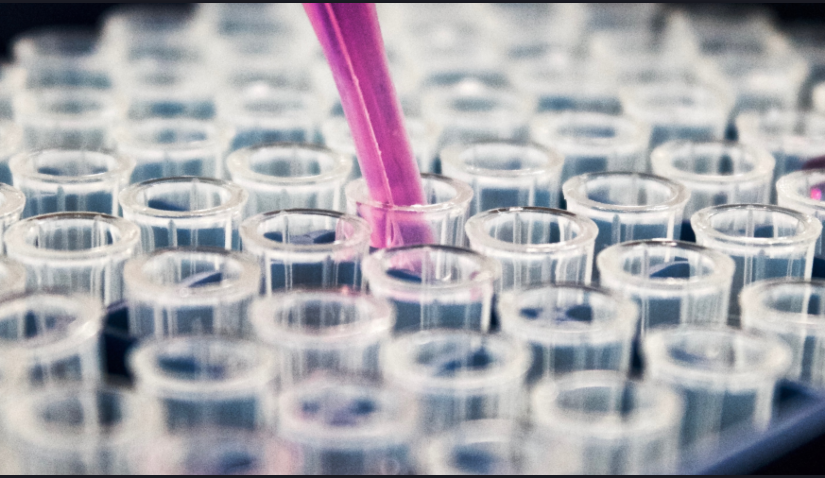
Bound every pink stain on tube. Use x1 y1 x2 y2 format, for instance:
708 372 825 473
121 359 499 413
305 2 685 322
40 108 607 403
304 3 432 248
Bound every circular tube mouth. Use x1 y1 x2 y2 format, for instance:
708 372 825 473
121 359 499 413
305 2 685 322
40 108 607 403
596 239 736 291
119 176 248 219
240 209 371 254
643 326 792 386
10 149 134 185
226 143 351 186
530 371 683 439
440 141 563 178
123 247 260 304
278 378 416 446
0 292 103 359
740 278 825 332
384 330 530 391
531 111 650 150
777 169 825 210
465 206 598 254
4 212 140 261
563 172 690 213
250 289 393 347
690 203 822 247
651 141 775 185
114 119 221 153
497 284 638 344
130 336 277 397
362 244 500 293
345 173 473 214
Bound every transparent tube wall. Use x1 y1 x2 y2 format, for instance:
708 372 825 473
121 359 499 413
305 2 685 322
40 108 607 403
226 143 351 216
0 292 103 388
123 248 261 338
240 209 371 292
563 172 689 256
598 240 735 333
498 285 637 380
440 141 563 214
250 290 393 386
384 331 530 433
10 150 134 218
465 207 598 290
119 177 248 252
4 213 140 305
692 204 821 322
362 245 499 332
346 174 473 249
130 336 278 431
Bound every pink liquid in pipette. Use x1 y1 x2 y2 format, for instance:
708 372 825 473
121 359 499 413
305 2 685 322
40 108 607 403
304 3 431 248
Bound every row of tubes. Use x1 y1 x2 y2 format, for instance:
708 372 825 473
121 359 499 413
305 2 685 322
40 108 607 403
1 3 825 475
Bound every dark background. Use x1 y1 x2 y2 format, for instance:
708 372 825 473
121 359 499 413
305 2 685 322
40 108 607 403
1 3 825 59
1 2 825 475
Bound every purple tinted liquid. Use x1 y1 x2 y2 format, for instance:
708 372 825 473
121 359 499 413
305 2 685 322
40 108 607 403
304 4 430 248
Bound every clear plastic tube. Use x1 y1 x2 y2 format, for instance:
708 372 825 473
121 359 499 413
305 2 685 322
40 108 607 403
240 209 371 292
643 327 791 447
5 386 152 474
692 204 822 322
129 336 278 431
513 59 621 115
0 257 26 298
497 285 637 380
440 141 563 215
14 89 117 150
464 207 598 290
250 290 393 386
563 172 690 256
0 292 103 388
0 65 22 119
135 431 286 474
226 143 351 216
422 420 528 475
119 177 248 252
117 63 216 120
620 84 733 150
736 110 825 199
650 141 775 225
698 52 809 113
219 86 322 152
4 213 140 306
362 245 499 332
277 377 417 475
13 27 110 90
598 240 736 333
529 371 683 474
114 119 223 183
102 5 201 55
345 173 473 249
777 169 825 276
421 83 530 154
0 121 22 184
530 112 650 182
123 247 260 338
741 278 825 387
10 149 134 218
384 330 529 433
0 183 26 251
